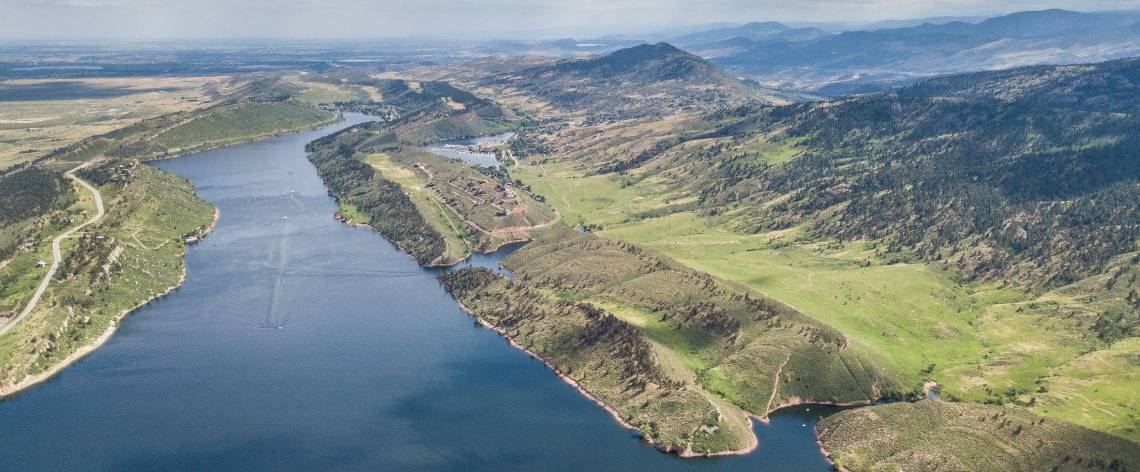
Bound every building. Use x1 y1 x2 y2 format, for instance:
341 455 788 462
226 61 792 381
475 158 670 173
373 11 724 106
0 311 15 319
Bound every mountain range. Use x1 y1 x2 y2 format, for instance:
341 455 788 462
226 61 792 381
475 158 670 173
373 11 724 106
678 9 1140 94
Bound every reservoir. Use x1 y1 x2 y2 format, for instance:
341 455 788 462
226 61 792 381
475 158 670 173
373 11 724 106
0 115 837 471
425 132 514 167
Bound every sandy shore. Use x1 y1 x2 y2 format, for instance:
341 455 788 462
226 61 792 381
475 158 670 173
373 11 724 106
0 207 220 400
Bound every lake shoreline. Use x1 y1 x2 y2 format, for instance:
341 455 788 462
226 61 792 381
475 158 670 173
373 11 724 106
454 299 774 458
454 301 666 453
0 206 220 400
141 113 343 163
813 425 849 472
336 214 537 269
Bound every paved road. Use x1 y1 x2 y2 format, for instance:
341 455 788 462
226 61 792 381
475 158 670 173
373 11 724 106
0 163 105 338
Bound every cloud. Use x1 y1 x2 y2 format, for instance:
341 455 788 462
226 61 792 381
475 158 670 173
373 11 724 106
3 0 1140 39
26 0 153 7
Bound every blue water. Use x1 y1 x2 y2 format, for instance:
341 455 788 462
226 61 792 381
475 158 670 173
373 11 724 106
0 115 837 471
425 132 514 168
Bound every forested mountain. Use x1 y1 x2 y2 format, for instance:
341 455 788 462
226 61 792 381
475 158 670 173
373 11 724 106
689 58 1140 287
517 54 1139 290
368 79 503 120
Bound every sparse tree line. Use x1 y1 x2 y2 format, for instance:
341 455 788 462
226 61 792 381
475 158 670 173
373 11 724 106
307 130 446 266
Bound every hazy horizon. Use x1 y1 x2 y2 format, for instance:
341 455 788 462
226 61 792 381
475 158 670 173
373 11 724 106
4 0 1140 40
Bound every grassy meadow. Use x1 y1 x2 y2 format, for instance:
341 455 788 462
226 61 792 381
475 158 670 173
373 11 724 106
0 77 222 169
511 154 1140 442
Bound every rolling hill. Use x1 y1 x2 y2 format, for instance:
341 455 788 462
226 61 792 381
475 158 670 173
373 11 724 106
819 401 1140 471
487 50 1140 445
491 42 781 118
697 58 1140 288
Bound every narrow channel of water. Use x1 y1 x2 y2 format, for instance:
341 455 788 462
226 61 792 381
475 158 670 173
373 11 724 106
0 115 840 471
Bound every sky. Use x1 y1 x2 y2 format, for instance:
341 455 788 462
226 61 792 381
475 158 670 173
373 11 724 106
3 0 1140 39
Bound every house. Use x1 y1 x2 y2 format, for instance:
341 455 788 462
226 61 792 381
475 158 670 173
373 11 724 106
36 260 46 267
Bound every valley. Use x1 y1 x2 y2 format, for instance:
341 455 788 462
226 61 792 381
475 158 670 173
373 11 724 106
286 39 1138 460
0 8 1138 469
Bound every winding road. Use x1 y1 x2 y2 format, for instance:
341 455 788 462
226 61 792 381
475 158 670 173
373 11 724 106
0 162 105 338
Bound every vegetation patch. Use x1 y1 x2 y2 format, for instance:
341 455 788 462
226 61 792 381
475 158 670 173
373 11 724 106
818 400 1140 472
438 266 755 456
501 228 898 417
306 127 446 266
0 161 213 391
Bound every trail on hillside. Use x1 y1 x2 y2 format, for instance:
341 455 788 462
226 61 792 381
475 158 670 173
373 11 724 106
0 162 106 338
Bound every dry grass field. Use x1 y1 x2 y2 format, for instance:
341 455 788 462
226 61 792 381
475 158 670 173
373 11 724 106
0 77 226 169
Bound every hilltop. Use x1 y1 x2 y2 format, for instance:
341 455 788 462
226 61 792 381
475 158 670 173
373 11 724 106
492 42 780 118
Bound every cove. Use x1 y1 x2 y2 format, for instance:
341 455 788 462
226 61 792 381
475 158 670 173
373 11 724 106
425 132 515 168
0 114 838 471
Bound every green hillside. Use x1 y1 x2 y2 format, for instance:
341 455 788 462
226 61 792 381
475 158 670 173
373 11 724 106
439 266 756 456
819 400 1140 472
487 50 1140 442
438 228 898 454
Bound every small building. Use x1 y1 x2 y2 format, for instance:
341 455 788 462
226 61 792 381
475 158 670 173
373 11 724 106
35 260 47 267
184 236 199 245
